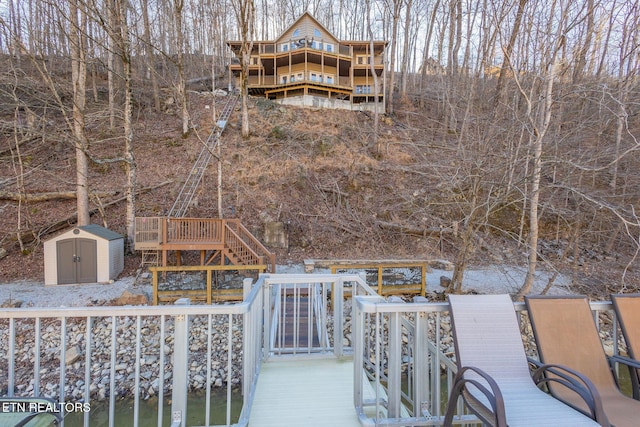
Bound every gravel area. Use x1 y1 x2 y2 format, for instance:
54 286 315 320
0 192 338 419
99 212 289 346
0 276 147 308
0 263 575 308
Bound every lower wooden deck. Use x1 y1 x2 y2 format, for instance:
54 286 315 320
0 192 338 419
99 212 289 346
248 357 362 427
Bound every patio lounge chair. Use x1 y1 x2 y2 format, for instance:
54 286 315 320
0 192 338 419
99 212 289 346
610 293 640 398
526 295 640 427
443 294 607 427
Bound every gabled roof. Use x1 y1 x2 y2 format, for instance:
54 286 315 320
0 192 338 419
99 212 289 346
77 224 123 241
226 12 387 48
275 12 338 45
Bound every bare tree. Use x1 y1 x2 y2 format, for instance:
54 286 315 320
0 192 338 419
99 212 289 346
231 0 255 138
493 0 528 106
69 0 91 226
515 7 566 299
115 0 137 250
385 0 402 114
174 0 190 136
141 0 161 112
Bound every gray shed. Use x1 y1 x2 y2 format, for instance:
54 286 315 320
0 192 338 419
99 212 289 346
44 225 124 285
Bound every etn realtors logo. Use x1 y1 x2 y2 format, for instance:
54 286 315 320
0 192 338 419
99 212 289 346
1 400 90 413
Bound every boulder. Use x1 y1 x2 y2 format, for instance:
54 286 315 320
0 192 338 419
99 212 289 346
1 299 23 308
113 290 148 306
264 221 288 249
66 346 82 365
439 276 452 289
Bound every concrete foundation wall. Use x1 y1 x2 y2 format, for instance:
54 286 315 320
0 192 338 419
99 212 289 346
276 95 385 114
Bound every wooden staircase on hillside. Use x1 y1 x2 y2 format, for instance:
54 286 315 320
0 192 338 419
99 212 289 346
134 93 275 273
134 217 275 272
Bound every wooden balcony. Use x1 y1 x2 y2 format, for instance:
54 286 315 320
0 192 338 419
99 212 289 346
134 217 275 272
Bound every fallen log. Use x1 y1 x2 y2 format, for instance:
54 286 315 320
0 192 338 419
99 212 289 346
376 220 453 237
13 180 172 245
0 190 119 202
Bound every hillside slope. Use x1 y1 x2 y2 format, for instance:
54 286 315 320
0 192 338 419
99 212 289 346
1 90 638 296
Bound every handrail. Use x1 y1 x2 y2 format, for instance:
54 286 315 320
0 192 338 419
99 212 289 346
169 93 239 218
133 217 276 272
352 297 622 427
2 272 623 427
226 221 276 273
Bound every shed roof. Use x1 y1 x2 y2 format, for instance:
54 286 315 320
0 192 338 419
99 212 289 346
77 224 123 241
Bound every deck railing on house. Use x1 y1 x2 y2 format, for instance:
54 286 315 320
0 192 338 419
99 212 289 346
0 275 624 427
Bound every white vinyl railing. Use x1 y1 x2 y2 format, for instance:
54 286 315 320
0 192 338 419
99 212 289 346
352 298 622 426
0 274 376 427
0 274 623 427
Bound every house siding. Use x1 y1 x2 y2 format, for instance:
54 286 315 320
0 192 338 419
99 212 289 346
227 12 386 112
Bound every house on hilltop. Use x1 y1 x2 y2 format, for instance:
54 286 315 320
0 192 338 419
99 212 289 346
227 13 387 112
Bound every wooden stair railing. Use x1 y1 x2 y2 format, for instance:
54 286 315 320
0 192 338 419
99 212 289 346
134 217 275 272
224 221 276 273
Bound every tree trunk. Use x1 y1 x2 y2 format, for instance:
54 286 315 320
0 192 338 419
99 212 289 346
69 0 90 226
386 0 401 115
366 0 380 155
142 0 161 112
516 57 561 300
107 0 117 129
231 0 255 138
174 0 189 136
572 0 594 83
400 0 412 96
118 0 137 252
494 0 528 107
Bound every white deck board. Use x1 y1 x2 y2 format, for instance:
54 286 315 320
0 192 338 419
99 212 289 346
248 357 362 427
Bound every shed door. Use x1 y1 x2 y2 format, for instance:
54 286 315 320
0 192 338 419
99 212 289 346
56 238 97 284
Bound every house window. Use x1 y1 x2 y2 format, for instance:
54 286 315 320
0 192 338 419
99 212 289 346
282 43 289 52
297 73 303 81
293 29 300 37
357 56 370 65
356 85 372 94
251 56 259 65
326 75 334 84
290 74 295 83
281 76 288 84
314 29 321 37
325 44 333 53
310 73 317 82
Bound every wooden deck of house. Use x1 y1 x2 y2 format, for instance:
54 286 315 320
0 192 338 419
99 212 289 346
134 217 275 272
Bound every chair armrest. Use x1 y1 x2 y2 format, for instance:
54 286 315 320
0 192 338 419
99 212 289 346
528 356 543 369
609 354 640 369
443 366 506 427
532 363 609 426
609 354 640 400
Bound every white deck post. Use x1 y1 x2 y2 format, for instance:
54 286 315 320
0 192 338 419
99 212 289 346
334 278 344 357
387 296 404 418
413 296 430 417
171 298 191 426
